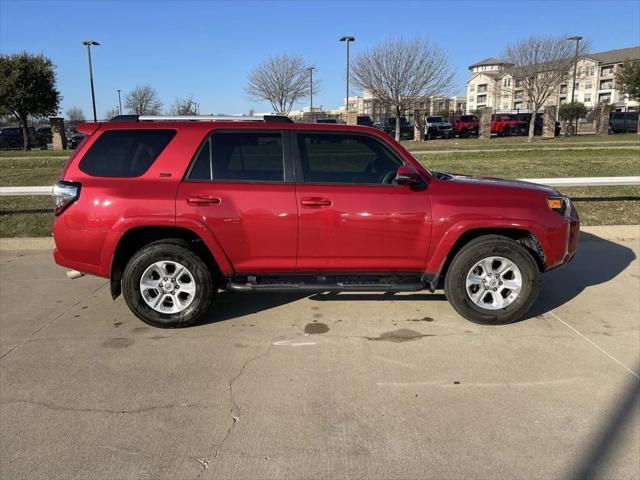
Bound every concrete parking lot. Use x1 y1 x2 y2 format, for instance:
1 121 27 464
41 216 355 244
1 227 639 480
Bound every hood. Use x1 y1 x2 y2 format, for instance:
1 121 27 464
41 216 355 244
438 172 558 195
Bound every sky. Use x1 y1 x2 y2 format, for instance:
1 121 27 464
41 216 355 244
1 0 639 118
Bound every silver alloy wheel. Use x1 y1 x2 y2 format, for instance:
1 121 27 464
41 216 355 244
139 261 196 314
465 256 523 311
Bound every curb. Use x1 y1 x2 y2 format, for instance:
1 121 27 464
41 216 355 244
0 237 54 251
0 225 638 252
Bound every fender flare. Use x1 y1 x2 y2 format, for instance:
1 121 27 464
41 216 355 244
101 216 234 278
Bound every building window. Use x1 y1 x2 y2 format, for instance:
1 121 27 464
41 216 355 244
600 80 613 90
476 94 487 103
574 82 580 90
559 97 567 105
601 66 613 76
598 93 611 104
584 94 591 103
477 84 487 93
585 83 592 90
469 84 475 92
560 85 568 94
514 101 523 109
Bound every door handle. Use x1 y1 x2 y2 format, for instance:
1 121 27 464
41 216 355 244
187 195 221 206
301 197 332 207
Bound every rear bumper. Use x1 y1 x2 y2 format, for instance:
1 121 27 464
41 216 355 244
53 247 104 277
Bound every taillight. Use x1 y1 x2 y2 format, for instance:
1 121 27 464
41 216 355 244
52 180 81 215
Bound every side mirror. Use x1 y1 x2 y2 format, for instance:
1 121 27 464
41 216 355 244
395 165 425 188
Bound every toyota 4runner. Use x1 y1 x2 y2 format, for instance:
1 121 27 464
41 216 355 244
53 115 579 328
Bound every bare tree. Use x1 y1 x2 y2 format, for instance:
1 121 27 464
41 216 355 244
169 96 198 115
124 84 163 115
351 38 454 141
503 35 589 141
104 107 120 120
245 55 315 114
65 106 85 122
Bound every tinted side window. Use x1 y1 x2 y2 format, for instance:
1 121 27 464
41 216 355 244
296 133 400 185
188 132 284 182
79 129 175 177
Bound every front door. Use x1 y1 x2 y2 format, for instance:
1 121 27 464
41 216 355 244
293 131 431 272
177 130 298 273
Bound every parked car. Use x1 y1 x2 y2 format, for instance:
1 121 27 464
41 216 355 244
66 126 86 149
52 114 579 328
450 114 479 137
609 111 639 133
0 126 39 149
380 117 414 140
491 114 528 136
356 115 374 127
36 127 53 147
425 116 453 140
315 118 338 124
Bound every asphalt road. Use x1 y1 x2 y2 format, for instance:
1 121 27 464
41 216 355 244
1 229 639 480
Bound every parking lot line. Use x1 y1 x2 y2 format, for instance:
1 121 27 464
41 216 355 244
547 310 639 378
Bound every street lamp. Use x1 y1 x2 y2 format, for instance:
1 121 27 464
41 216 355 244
306 66 315 119
82 40 100 122
567 36 583 134
117 89 122 115
568 36 582 104
339 36 355 113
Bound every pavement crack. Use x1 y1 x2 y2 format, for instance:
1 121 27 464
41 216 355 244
198 342 275 478
1 398 211 415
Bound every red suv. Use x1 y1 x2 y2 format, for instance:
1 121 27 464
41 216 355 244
450 114 479 137
491 114 528 136
53 115 579 328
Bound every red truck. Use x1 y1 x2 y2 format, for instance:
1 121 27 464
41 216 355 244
53 115 579 328
491 114 528 136
450 114 479 137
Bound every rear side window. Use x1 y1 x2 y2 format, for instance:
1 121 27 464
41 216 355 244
79 129 175 177
188 132 284 182
296 133 400 185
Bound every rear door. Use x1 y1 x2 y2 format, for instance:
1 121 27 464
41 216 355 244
176 130 298 273
292 130 431 272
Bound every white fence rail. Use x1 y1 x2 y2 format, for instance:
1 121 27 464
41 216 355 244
0 177 639 197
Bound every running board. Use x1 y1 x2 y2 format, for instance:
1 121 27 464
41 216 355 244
226 274 427 293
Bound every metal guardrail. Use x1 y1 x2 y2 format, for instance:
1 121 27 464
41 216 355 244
0 177 639 197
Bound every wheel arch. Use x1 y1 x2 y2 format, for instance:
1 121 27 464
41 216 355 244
109 226 229 299
427 227 546 290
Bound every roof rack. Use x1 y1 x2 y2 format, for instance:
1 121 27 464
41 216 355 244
109 114 293 123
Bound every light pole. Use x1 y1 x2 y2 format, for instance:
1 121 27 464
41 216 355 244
82 40 100 122
117 89 122 115
567 36 582 134
306 66 315 119
339 36 355 113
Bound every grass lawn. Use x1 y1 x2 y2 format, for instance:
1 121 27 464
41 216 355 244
401 132 640 151
0 137 638 237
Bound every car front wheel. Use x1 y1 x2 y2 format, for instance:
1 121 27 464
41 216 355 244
444 235 540 324
122 240 215 328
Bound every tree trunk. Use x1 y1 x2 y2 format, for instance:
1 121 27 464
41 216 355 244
20 115 30 151
395 110 401 142
527 110 536 142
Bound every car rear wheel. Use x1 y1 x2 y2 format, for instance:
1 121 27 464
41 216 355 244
122 240 215 328
444 235 540 324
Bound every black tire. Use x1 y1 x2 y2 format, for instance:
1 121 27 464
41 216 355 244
444 235 540 324
503 126 512 137
122 240 216 328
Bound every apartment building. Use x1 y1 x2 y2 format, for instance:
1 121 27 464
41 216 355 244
466 46 640 113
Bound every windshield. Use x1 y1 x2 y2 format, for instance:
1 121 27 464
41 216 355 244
460 115 477 122
427 116 444 123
